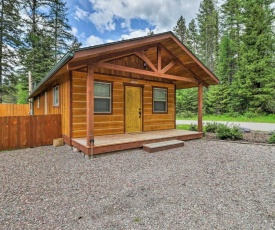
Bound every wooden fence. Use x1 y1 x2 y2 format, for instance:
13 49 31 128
0 104 29 116
0 114 62 151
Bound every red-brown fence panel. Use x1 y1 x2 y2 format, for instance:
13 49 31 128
0 114 62 151
0 104 29 116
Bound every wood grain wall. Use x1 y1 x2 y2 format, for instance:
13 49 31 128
72 71 175 137
33 72 70 137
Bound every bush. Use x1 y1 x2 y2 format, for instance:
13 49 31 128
178 111 195 118
268 134 275 144
204 122 220 133
188 123 198 131
216 124 243 140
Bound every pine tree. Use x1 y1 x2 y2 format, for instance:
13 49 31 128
173 16 187 43
0 0 21 103
233 0 275 113
20 0 55 86
186 19 199 55
197 0 219 71
219 0 242 84
48 0 80 63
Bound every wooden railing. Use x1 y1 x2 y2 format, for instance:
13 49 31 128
0 115 62 151
0 104 29 116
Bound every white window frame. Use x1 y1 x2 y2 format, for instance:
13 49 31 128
153 87 167 113
53 85 59 107
94 81 112 114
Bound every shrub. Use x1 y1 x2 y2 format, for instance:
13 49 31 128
216 124 243 140
268 134 275 144
188 123 198 131
204 122 220 133
178 111 195 118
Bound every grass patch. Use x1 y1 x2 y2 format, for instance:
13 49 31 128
176 124 191 130
177 114 275 123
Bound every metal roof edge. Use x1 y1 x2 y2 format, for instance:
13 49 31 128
29 52 74 98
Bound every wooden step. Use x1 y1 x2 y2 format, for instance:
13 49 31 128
143 140 184 153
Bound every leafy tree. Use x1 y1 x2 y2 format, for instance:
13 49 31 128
176 88 197 116
173 16 187 43
0 0 21 103
197 0 219 71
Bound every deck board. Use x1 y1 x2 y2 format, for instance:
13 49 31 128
71 129 203 155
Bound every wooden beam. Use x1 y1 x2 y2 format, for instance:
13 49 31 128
86 65 94 150
171 36 219 84
198 83 203 132
157 46 161 71
159 44 209 87
67 44 158 71
134 51 158 72
160 60 176 74
94 62 198 83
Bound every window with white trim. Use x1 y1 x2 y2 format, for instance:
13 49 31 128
94 82 111 113
53 85 59 106
153 87 167 113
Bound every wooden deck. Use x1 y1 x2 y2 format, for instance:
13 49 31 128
71 129 203 155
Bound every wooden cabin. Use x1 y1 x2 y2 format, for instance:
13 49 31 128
29 32 219 155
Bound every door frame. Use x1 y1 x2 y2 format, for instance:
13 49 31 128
124 83 144 133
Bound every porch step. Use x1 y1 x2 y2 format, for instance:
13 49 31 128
143 140 184 153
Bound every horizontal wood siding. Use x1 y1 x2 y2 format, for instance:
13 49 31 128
72 71 175 137
0 115 62 151
0 104 29 116
33 73 71 137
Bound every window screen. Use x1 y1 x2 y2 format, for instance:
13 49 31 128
94 82 111 113
153 88 167 113
53 85 59 106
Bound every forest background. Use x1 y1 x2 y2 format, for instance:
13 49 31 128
1 0 274 118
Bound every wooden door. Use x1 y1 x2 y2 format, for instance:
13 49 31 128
125 86 142 133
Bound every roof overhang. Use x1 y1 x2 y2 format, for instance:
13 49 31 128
29 31 219 98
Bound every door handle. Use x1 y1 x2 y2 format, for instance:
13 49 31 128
139 108 141 118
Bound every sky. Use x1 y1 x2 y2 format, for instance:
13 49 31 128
66 0 202 47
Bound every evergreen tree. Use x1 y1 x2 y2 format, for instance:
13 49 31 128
197 0 219 71
233 0 275 113
186 19 199 55
0 0 21 103
173 16 187 43
219 0 242 84
48 0 80 63
20 0 55 86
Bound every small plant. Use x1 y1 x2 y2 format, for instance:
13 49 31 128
188 123 198 131
268 133 275 144
216 124 243 140
204 122 220 133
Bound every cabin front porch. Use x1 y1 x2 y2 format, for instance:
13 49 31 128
71 129 203 155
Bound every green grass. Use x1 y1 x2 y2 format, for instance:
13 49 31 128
177 114 275 123
176 124 192 130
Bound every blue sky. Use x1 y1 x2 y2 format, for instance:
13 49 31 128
66 0 202 47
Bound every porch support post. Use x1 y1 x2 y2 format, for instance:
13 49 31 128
198 83 203 132
86 64 94 148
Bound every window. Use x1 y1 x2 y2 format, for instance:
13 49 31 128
94 82 111 113
37 96 40 109
153 87 167 113
53 85 59 106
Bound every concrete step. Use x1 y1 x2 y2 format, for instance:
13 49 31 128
143 140 184 153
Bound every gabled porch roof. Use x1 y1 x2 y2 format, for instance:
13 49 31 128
30 31 219 98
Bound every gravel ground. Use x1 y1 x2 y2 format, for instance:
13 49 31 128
1 140 275 229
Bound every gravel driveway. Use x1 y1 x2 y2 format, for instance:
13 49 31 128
1 140 275 229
